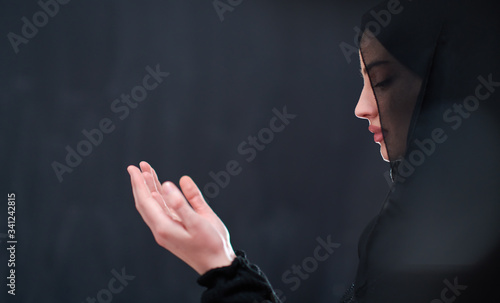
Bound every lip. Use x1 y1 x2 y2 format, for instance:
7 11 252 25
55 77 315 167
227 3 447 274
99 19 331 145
368 125 385 143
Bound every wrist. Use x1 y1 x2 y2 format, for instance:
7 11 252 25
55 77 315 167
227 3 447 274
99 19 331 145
198 249 237 275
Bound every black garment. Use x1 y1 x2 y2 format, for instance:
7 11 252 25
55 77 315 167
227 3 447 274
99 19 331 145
198 0 500 302
197 250 282 303
354 0 500 301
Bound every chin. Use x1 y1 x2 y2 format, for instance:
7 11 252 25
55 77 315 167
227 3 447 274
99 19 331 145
380 151 390 162
379 142 390 162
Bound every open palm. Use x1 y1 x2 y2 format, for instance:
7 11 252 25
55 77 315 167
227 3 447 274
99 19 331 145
127 161 236 275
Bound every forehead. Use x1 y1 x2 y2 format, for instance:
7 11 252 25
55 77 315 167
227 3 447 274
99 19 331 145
360 54 392 76
359 34 391 64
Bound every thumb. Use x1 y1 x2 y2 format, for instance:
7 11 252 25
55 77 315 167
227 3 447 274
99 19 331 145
179 176 211 213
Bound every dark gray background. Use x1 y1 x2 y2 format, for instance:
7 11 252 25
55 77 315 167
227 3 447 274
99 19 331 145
1 0 390 302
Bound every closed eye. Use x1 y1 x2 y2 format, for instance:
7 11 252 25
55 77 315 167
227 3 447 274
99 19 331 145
373 77 393 89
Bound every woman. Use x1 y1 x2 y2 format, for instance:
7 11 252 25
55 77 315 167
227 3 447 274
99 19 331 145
127 0 500 301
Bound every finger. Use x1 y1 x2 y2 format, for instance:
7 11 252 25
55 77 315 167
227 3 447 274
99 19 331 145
138 162 183 221
138 162 167 208
179 175 211 213
162 181 197 227
149 182 167 207
139 161 148 173
142 171 158 195
128 165 150 201
151 167 163 194
128 166 188 247
128 165 167 227
152 191 181 222
140 161 163 193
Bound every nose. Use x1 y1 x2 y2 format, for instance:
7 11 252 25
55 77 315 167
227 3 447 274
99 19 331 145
355 83 378 121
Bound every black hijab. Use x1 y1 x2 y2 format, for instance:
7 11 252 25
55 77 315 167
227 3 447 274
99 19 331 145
347 0 500 302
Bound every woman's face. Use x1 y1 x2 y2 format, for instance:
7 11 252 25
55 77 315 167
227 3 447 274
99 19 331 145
355 36 423 162
356 51 390 162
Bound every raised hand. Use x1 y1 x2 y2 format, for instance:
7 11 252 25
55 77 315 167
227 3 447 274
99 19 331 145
127 161 236 275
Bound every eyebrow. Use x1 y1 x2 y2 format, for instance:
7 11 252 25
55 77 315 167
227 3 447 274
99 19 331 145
360 60 390 75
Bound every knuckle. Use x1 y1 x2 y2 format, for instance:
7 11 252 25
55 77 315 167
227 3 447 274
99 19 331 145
153 234 166 247
155 227 169 242
170 197 184 210
134 200 143 212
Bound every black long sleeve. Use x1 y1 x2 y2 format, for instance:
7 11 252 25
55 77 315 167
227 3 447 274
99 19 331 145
197 250 282 303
